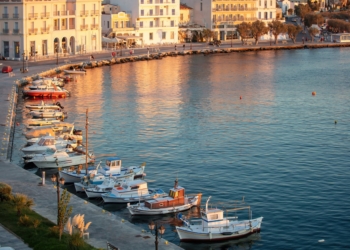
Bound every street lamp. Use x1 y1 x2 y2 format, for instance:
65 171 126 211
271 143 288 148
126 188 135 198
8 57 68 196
120 42 123 57
50 173 65 226
231 22 234 47
55 46 59 65
22 52 25 73
270 28 273 45
148 221 165 250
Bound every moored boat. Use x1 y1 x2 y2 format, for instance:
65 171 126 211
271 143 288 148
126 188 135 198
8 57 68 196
175 196 263 242
101 179 166 204
26 101 64 110
127 179 201 215
29 109 67 119
22 85 70 98
64 69 86 74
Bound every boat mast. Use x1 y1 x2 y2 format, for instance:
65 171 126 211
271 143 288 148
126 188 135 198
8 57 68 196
85 108 88 175
206 196 211 213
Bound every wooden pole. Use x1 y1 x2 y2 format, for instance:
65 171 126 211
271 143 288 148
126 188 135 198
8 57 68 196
85 108 88 175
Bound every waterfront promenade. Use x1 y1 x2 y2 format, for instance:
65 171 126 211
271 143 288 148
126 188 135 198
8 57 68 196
0 39 349 249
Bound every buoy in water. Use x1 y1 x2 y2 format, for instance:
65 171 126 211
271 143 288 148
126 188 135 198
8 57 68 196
334 120 337 124
318 239 325 243
312 91 316 96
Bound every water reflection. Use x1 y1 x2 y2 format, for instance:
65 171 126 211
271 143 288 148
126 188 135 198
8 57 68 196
180 233 261 250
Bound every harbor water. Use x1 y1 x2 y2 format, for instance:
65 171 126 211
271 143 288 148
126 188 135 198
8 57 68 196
12 47 350 250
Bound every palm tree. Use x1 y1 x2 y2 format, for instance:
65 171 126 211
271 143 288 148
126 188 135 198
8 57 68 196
12 193 34 216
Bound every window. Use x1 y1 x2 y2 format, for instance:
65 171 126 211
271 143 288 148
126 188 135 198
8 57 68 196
107 21 109 28
200 3 203 11
126 21 130 27
149 32 153 40
150 21 153 27
209 214 219 220
14 6 18 14
270 0 272 6
114 21 118 28
180 13 183 21
170 31 174 39
4 6 8 13
259 12 261 19
259 0 261 6
172 9 175 15
141 0 144 3
162 32 166 39
140 21 143 28
141 9 144 16
15 22 18 29
149 9 153 15
270 12 272 18
172 0 175 3
139 33 143 38
171 20 174 27
160 9 163 15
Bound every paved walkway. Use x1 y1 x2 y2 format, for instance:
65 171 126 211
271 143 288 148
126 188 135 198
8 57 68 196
0 224 32 250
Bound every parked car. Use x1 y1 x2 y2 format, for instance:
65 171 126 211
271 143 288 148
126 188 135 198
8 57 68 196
2 66 13 73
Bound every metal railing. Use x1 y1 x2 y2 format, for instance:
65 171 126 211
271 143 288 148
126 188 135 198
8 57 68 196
41 27 50 33
90 10 99 15
80 11 89 16
13 13 19 18
213 7 257 11
28 28 38 34
41 12 50 18
91 24 99 29
213 17 257 22
13 29 20 34
28 13 38 19
3 28 9 34
2 14 9 18
80 24 88 30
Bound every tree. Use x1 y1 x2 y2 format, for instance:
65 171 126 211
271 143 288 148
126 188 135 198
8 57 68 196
202 29 215 42
286 24 303 43
237 22 252 45
12 193 34 216
268 20 287 44
295 4 312 21
58 189 73 241
304 13 325 27
308 27 320 42
251 20 269 45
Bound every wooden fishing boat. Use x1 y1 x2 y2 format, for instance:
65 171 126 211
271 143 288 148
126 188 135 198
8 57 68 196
175 197 263 242
127 179 201 215
64 69 86 74
25 101 64 110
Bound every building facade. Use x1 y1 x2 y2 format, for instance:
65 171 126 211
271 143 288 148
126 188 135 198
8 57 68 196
0 0 102 60
109 0 179 45
183 0 278 41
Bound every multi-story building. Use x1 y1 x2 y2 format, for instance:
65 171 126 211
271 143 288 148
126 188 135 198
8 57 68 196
109 0 180 45
0 0 102 60
257 0 277 23
183 0 277 41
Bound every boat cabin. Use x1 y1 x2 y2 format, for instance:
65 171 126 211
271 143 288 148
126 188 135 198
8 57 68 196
144 179 185 209
37 136 56 146
110 179 148 195
100 157 122 175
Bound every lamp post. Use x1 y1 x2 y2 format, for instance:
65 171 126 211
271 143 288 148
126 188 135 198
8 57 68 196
56 46 59 66
148 221 165 250
22 52 25 72
231 23 234 47
50 172 65 226
270 28 272 45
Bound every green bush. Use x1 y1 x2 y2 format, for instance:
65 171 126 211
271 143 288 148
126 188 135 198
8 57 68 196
0 182 12 202
19 214 32 227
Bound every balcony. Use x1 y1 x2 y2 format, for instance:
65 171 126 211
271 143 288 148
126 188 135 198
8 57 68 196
28 28 38 35
13 13 19 18
80 11 89 17
41 27 50 34
41 12 50 18
13 29 20 34
60 10 68 15
90 10 99 16
2 14 9 19
142 0 176 4
90 24 99 29
28 13 38 19
212 7 257 12
80 24 88 30
53 26 59 31
213 16 257 25
3 29 9 34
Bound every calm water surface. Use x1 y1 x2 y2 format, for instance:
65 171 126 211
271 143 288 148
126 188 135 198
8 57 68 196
13 48 350 250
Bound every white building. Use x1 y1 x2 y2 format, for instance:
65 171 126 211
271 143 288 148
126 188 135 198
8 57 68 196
0 0 102 60
108 0 179 45
257 0 277 23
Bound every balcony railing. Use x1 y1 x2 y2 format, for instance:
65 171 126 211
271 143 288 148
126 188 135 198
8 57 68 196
28 28 38 35
212 7 257 12
28 13 38 19
142 0 176 3
80 11 89 16
90 10 99 15
13 13 19 18
13 29 20 34
3 29 9 34
53 26 59 31
80 24 88 30
213 16 257 24
90 24 99 29
41 12 50 18
137 24 177 28
41 27 50 34
60 10 67 15
2 14 9 18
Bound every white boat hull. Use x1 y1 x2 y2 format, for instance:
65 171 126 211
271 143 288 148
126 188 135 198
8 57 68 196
85 189 111 198
128 203 194 215
176 217 263 242
29 155 91 169
64 70 86 74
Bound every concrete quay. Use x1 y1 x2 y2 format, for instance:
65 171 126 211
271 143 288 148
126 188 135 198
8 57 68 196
0 40 350 249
